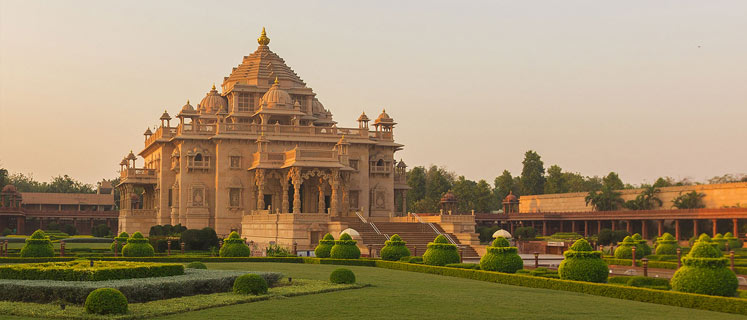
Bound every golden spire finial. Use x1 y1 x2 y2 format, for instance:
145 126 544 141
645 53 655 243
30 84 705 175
212 83 216 90
258 27 270 46
187 99 190 104
274 76 279 85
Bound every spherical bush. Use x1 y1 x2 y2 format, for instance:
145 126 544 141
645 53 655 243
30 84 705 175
20 229 54 258
712 233 727 251
631 233 651 256
110 231 129 253
330 233 361 259
725 232 742 250
558 239 608 283
85 288 128 315
670 239 738 297
329 268 356 284
655 233 679 255
314 233 335 258
480 236 523 273
186 261 207 269
121 232 155 257
220 231 251 257
233 273 268 295
380 234 411 261
423 235 460 266
614 236 636 259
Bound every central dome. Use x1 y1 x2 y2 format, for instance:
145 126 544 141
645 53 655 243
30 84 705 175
259 78 293 108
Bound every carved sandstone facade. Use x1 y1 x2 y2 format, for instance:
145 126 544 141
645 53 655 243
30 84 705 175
116 29 409 243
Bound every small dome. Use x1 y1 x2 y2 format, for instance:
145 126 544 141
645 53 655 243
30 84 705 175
119 158 128 166
340 228 360 238
503 191 518 203
126 150 137 161
199 84 228 114
440 191 457 203
396 159 407 168
160 110 171 120
259 78 292 108
178 100 197 116
1 184 17 193
492 229 512 239
357 112 370 122
144 128 153 135
374 109 394 125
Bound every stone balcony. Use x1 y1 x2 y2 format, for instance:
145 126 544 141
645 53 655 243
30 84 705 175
120 168 157 185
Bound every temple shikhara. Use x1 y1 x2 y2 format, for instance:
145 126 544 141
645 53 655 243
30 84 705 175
116 28 416 250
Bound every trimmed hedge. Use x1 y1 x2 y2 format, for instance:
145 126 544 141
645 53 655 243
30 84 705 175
479 237 523 273
0 269 281 304
186 261 207 269
380 234 411 261
20 230 54 258
559 239 608 283
655 233 679 255
423 235 460 266
85 288 128 315
609 276 671 290
330 268 356 284
330 233 361 259
303 258 377 266
314 233 335 258
671 235 738 297
614 236 637 259
445 263 481 270
233 273 268 295
631 233 652 256
219 232 251 257
122 232 155 257
111 232 129 253
725 232 742 250
0 260 184 281
374 260 747 315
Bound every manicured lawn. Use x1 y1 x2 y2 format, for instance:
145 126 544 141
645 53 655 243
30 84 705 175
156 262 742 320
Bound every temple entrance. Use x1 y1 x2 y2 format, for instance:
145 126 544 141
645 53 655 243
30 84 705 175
324 195 331 214
263 194 272 210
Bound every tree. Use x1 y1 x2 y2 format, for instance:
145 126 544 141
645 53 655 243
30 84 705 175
519 150 545 195
624 185 662 210
672 191 706 209
602 172 624 190
653 177 673 188
406 166 426 210
474 179 497 212
585 186 624 211
0 168 8 190
493 170 517 203
406 165 454 213
544 165 567 194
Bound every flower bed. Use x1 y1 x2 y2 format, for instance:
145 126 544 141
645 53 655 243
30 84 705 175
0 260 184 281
0 269 281 304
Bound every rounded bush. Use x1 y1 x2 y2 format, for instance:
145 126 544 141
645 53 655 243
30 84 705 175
84 288 128 315
20 229 55 257
380 234 411 261
329 268 356 284
233 273 268 295
655 232 679 255
631 233 651 256
186 261 207 269
671 239 737 296
110 232 129 253
479 236 523 273
712 233 727 251
724 232 742 250
330 233 361 259
423 235 460 266
559 238 608 283
614 236 636 259
219 231 251 257
121 232 155 257
314 233 335 258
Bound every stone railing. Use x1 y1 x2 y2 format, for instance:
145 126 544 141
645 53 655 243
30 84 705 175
120 168 156 181
145 126 177 146
370 165 391 174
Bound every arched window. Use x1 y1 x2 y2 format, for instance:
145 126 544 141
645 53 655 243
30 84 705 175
376 159 384 166
194 153 203 162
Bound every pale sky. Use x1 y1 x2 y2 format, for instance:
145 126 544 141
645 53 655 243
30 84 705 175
1 1 745 186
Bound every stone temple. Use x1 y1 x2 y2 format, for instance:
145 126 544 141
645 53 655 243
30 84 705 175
116 28 414 250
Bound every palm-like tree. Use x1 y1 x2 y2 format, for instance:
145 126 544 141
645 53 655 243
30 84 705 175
585 186 624 211
625 186 663 210
672 191 706 209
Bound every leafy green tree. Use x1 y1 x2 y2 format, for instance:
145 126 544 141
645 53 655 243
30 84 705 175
406 165 454 213
585 186 624 211
0 168 8 190
452 176 477 212
544 165 567 194
624 185 663 210
602 172 624 190
473 179 496 212
672 191 706 209
653 177 673 188
493 170 517 203
424 165 453 201
519 150 545 195
406 166 426 210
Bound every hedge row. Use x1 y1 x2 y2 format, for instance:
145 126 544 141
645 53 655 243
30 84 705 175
603 257 747 275
373 261 747 315
0 261 184 281
302 258 377 267
0 269 281 304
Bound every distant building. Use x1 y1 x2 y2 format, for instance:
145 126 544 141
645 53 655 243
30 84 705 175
0 182 118 235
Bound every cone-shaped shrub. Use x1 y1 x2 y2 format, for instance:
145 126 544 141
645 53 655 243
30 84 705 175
121 232 155 257
724 232 742 250
110 232 129 253
423 235 460 266
219 231 251 257
314 233 335 258
614 236 636 259
479 236 523 273
631 233 651 256
712 233 727 251
671 236 738 296
330 233 361 259
558 238 608 283
380 234 411 261
654 232 679 255
20 229 54 257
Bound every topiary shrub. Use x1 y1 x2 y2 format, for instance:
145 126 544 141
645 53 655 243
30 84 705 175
314 233 335 258
614 236 636 259
479 236 523 273
232 273 268 295
330 233 361 259
712 233 727 251
329 268 356 284
121 232 155 257
186 261 207 269
111 232 129 253
219 231 251 257
631 233 651 256
380 234 411 261
724 232 742 250
20 229 55 258
84 288 128 315
655 232 679 255
558 238 608 283
400 256 423 264
422 235 460 266
671 235 738 297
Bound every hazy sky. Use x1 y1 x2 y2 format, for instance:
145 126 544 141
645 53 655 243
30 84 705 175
1 1 745 186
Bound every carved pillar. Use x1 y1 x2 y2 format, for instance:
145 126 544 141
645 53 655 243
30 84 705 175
292 169 301 214
693 219 698 237
584 220 588 237
712 219 718 237
330 171 339 217
256 169 265 210
401 190 407 216
318 178 326 214
734 219 739 238
281 173 290 214
675 219 681 241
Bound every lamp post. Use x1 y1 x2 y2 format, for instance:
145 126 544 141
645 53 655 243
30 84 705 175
676 248 682 269
167 240 171 256
641 258 649 277
631 247 637 267
534 252 539 268
731 251 736 272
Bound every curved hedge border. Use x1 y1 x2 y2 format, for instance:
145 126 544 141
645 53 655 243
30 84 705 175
0 261 184 281
602 257 747 275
